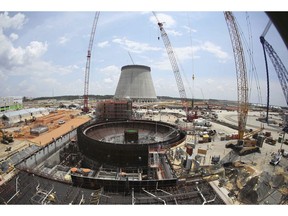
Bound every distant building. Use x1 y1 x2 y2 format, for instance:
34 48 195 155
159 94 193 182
0 96 23 112
1 108 49 126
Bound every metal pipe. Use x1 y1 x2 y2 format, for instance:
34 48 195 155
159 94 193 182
195 183 216 204
41 185 54 205
79 193 85 205
132 188 135 205
142 188 166 205
195 182 209 205
6 176 20 204
156 188 178 205
205 194 217 204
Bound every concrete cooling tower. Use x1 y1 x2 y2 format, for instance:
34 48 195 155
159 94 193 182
114 65 157 102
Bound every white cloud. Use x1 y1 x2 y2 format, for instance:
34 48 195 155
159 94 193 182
0 12 85 98
149 13 176 28
153 58 171 71
216 85 225 92
173 41 229 63
4 40 48 66
104 78 113 83
153 77 178 97
174 46 201 62
205 79 214 84
166 29 182 36
9 33 19 41
201 41 229 62
99 65 119 74
58 36 69 45
183 25 197 33
25 41 48 58
112 37 161 53
0 12 27 30
18 79 37 94
152 45 200 72
42 78 59 85
8 46 25 65
0 12 48 73
97 41 110 48
57 64 79 75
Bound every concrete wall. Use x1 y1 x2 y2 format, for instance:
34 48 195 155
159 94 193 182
17 129 77 169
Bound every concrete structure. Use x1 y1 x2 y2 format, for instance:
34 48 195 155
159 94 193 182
114 65 157 102
95 100 132 121
76 120 186 191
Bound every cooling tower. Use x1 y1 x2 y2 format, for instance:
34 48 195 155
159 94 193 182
114 65 157 102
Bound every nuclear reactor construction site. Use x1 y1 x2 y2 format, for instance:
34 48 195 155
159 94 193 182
0 12 288 205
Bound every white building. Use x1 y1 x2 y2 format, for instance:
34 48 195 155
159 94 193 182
0 96 23 111
1 108 49 125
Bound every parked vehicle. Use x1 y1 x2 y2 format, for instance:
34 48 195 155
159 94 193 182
281 150 288 158
270 152 282 166
58 120 65 125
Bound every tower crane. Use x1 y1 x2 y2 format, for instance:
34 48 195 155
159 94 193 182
224 11 249 141
83 12 100 113
152 12 192 120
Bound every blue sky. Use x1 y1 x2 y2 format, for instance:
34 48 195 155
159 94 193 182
0 1 288 106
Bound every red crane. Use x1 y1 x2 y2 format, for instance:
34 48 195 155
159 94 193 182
83 12 100 113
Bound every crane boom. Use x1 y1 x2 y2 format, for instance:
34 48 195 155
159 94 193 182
152 12 188 110
224 12 249 140
83 12 100 113
260 36 288 106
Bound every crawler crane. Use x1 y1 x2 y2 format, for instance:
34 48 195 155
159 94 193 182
260 20 288 149
153 12 195 122
224 12 260 156
260 22 288 115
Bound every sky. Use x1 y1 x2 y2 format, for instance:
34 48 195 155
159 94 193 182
0 1 288 107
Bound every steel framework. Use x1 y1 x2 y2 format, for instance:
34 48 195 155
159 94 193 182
224 12 249 140
260 36 288 106
83 12 100 113
153 12 188 110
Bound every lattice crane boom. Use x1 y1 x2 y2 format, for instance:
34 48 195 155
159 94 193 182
83 12 100 113
153 12 188 111
224 11 249 140
260 36 288 106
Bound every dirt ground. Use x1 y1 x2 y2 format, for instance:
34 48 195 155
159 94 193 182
0 110 90 160
29 116 90 146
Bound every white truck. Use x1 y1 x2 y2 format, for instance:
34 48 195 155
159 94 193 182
193 118 211 127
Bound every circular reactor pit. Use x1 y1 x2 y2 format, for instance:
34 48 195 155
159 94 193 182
77 120 186 167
